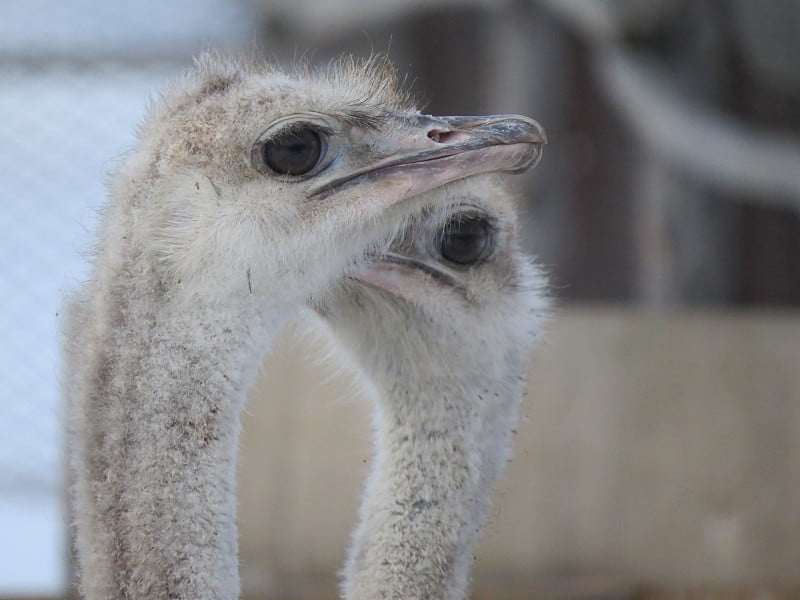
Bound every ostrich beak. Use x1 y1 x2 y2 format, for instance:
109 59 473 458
348 254 464 303
308 114 546 204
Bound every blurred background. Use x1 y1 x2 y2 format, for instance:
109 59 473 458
1 0 798 598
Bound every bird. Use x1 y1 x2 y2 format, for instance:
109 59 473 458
61 51 545 600
319 173 548 600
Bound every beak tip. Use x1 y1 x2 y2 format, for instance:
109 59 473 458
526 117 547 145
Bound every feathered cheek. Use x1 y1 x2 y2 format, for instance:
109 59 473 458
150 174 266 293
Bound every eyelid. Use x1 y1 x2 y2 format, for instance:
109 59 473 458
440 206 497 230
271 122 334 140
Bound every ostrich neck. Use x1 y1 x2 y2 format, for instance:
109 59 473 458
68 253 288 600
343 360 527 600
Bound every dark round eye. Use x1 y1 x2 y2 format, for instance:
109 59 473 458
261 127 322 176
437 216 493 265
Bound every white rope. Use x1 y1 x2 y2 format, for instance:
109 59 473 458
595 49 800 211
535 0 800 212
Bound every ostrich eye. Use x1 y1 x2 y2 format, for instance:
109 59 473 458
261 126 323 176
437 215 493 265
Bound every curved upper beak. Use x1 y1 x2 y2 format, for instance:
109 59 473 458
308 114 546 203
348 251 464 297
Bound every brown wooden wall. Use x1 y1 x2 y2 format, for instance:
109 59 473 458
237 309 800 598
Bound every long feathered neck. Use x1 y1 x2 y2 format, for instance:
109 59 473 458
65 184 288 600
340 318 531 600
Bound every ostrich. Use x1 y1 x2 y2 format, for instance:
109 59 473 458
321 175 547 600
61 53 545 600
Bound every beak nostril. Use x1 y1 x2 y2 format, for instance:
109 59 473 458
427 129 460 144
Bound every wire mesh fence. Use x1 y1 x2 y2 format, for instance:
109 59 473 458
0 0 252 593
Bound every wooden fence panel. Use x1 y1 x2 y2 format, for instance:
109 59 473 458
238 309 800 597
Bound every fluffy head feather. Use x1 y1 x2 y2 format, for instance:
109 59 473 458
99 53 424 308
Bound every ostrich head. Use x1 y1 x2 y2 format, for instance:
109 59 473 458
322 174 547 380
117 54 544 308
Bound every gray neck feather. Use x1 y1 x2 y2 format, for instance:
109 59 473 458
66 255 287 599
342 363 527 600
